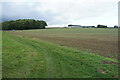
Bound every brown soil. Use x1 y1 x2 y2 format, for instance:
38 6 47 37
8 31 118 60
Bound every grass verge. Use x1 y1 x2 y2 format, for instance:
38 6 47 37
2 32 118 78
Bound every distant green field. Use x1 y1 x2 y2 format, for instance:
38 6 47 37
2 28 118 78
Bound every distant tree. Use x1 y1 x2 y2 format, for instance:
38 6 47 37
2 19 47 30
114 25 119 28
97 24 107 28
92 26 95 28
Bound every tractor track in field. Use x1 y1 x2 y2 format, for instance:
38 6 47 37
49 50 63 78
27 40 63 78
14 36 63 78
18 39 55 77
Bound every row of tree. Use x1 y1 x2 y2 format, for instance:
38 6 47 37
97 25 107 28
97 25 119 28
0 19 47 30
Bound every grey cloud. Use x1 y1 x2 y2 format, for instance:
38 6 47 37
1 0 119 26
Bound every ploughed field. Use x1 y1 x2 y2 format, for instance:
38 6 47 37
9 28 118 59
2 28 118 78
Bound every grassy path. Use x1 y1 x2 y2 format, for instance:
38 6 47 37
2 32 118 78
18 38 57 78
25 39 63 78
3 32 63 78
3 32 47 78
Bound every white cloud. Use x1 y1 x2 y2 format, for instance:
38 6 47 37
1 0 119 27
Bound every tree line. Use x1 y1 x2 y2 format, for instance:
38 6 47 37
0 19 47 30
97 25 107 28
97 25 119 28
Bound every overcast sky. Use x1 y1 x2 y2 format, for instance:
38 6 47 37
1 0 119 27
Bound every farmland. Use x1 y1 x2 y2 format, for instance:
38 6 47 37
2 28 118 78
9 28 118 59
